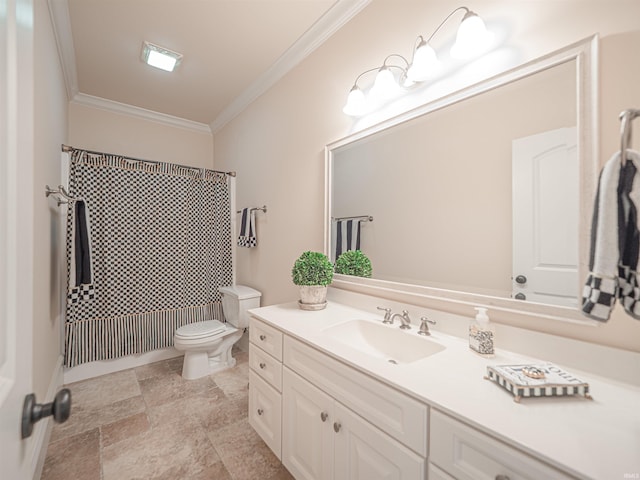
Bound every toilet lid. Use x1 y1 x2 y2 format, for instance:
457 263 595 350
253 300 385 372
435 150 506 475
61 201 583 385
176 320 226 339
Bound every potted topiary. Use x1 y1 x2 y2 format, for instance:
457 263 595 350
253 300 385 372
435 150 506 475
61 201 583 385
291 251 334 310
335 250 372 278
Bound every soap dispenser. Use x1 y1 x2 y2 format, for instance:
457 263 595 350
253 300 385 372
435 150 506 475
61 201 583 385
469 307 495 356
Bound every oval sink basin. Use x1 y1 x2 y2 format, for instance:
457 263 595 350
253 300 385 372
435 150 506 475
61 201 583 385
322 319 445 364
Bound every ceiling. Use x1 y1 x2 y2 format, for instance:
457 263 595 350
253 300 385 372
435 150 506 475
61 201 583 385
50 0 369 132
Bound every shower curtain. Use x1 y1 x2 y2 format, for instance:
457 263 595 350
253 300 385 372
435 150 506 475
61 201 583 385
64 149 233 367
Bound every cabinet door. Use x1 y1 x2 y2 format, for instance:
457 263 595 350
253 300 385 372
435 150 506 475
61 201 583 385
248 370 282 459
283 368 334 480
333 403 425 480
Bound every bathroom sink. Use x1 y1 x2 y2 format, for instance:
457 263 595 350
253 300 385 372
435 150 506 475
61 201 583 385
322 319 445 364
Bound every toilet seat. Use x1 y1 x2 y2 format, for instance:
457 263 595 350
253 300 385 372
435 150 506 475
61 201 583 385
175 320 226 340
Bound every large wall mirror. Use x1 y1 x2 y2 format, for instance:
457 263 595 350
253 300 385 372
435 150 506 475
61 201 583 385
325 36 598 323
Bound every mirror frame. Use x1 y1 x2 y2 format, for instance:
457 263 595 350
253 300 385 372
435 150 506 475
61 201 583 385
324 35 599 324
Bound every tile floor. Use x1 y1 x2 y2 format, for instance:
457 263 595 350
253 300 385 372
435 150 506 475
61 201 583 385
41 349 293 480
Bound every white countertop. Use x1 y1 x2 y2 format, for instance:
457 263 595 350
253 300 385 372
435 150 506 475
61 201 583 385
249 300 640 480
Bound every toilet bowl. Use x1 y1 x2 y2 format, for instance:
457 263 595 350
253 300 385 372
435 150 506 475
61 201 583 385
173 285 261 380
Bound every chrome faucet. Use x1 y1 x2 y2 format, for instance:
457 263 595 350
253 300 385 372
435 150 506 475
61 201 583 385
391 310 412 329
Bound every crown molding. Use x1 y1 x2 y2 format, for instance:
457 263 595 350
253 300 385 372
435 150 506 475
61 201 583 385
71 93 212 134
48 0 79 100
209 0 372 133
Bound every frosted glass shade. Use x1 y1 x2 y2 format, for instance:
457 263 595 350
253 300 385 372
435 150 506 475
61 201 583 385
342 86 366 116
407 43 440 82
450 12 493 60
370 67 400 100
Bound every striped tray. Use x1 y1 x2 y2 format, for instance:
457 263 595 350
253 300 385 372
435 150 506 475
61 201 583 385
485 363 592 403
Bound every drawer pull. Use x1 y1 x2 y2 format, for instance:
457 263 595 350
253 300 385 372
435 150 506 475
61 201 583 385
495 476 510 480
259 334 266 341
259 362 266 369
257 408 264 416
333 421 341 433
320 411 328 422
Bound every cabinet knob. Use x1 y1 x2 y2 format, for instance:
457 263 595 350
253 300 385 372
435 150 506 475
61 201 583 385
333 421 341 433
320 411 328 422
495 476 510 480
257 408 264 416
259 334 266 341
259 362 266 369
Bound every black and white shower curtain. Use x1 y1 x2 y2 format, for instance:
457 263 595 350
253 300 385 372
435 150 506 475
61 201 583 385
64 150 233 367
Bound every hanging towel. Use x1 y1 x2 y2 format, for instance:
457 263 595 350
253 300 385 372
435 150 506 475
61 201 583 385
238 207 257 247
335 219 361 260
582 149 640 321
67 199 95 305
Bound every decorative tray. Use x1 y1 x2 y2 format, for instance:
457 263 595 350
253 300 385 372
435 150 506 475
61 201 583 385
485 363 592 403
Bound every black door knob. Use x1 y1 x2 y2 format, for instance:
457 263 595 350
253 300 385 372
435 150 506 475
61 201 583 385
515 275 527 284
514 292 526 300
21 388 72 439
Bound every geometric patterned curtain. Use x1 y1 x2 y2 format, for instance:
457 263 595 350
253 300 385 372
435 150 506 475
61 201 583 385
64 150 233 367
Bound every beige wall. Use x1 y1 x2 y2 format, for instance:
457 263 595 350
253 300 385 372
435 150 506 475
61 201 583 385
68 103 214 169
214 0 640 351
32 0 68 399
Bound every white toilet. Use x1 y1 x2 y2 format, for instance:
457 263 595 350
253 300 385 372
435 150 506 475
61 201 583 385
174 285 261 380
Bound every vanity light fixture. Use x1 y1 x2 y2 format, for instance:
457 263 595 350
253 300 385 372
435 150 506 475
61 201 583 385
141 41 183 72
343 6 494 116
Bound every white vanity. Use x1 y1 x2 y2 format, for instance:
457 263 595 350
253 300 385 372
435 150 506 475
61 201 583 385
248 290 640 480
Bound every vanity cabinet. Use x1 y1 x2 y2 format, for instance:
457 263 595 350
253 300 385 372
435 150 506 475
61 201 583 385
248 318 283 459
429 409 575 480
282 336 426 480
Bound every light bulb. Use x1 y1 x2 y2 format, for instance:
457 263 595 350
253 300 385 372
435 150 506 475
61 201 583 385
370 66 401 100
342 86 367 116
450 11 494 60
407 42 440 82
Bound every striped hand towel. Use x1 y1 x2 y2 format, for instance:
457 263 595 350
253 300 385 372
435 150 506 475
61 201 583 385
67 199 95 305
335 219 361 260
238 208 257 248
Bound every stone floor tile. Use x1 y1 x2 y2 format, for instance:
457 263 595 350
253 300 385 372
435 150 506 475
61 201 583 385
211 362 250 401
209 418 282 480
41 428 100 480
102 418 219 480
50 394 146 442
138 370 215 408
133 359 175 381
101 412 151 447
66 369 140 409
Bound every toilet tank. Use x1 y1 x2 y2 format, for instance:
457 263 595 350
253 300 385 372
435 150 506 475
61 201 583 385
218 285 261 329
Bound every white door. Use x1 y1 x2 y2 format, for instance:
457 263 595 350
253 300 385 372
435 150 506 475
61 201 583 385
282 368 333 480
0 0 35 478
512 127 578 307
333 403 425 480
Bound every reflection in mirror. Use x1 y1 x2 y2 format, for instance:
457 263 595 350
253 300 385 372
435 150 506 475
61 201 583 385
326 37 597 319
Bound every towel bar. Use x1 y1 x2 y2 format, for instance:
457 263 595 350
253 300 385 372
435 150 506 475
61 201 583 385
620 109 640 165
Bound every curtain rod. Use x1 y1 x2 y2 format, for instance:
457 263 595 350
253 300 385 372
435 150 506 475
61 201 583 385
61 144 236 177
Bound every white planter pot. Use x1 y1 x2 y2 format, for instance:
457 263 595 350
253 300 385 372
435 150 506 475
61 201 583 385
298 285 328 310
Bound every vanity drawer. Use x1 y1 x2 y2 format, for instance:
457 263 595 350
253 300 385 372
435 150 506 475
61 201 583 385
250 317 283 361
284 336 427 456
429 409 575 480
249 343 282 392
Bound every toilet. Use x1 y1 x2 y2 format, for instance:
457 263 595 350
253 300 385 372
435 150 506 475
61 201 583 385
174 285 261 380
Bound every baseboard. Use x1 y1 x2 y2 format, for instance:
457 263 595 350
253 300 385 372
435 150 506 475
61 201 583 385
63 347 183 384
31 355 64 480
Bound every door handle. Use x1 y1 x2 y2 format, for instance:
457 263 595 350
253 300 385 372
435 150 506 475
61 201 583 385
514 292 526 300
515 275 527 284
21 388 71 439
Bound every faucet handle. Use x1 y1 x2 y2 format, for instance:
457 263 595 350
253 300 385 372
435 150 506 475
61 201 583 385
418 316 436 336
399 310 411 330
377 306 393 324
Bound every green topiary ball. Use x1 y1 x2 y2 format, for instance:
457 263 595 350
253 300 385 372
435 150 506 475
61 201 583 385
291 251 334 286
335 250 372 278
